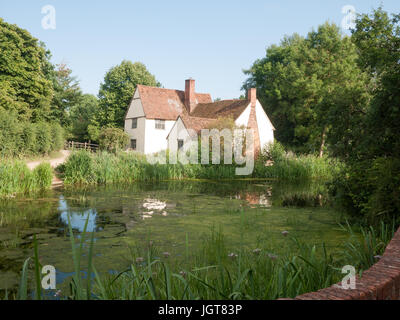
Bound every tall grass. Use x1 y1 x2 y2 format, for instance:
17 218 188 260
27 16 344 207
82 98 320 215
254 142 343 182
339 220 397 270
59 149 339 186
8 217 396 300
0 161 53 198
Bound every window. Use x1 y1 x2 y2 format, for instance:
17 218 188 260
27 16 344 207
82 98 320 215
155 119 165 130
178 139 184 150
132 118 138 129
131 139 137 150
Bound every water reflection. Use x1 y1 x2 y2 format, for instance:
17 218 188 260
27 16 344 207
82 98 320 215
141 198 168 219
59 196 97 232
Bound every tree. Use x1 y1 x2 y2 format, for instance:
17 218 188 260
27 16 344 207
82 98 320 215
69 94 99 141
331 8 400 223
0 18 53 122
351 8 400 160
50 63 82 125
243 23 370 156
97 61 160 128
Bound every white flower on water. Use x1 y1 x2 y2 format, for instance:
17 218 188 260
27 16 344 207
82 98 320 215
143 199 167 211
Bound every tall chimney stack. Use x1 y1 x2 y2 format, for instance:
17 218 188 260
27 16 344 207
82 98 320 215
185 79 196 113
248 88 257 107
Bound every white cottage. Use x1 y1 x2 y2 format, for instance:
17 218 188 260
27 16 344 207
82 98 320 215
124 79 275 155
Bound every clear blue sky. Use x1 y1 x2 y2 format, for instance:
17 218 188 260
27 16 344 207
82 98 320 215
1 0 399 100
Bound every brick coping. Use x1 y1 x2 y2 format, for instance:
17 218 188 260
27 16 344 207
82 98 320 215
284 227 400 300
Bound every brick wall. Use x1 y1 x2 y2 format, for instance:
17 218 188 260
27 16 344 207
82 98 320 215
282 227 400 300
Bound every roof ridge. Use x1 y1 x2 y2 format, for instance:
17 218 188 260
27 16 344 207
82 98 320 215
137 84 211 96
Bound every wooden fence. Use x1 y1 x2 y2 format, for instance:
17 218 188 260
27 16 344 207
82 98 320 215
65 141 99 152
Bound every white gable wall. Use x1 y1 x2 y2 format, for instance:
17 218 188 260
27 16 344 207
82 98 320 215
125 89 146 153
234 104 251 127
255 100 275 151
167 117 191 153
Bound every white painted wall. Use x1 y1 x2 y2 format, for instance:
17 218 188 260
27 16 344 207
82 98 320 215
255 100 275 151
124 90 146 153
235 104 251 127
167 117 191 154
144 119 175 154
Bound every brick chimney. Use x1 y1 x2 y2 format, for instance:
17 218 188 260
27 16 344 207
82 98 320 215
248 88 257 107
247 88 261 157
185 78 196 113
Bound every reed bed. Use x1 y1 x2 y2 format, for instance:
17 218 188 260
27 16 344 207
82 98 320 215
59 150 339 186
0 161 53 198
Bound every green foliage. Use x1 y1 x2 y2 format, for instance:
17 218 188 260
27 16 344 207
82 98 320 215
12 220 395 300
34 122 52 155
98 127 130 153
331 157 400 224
50 122 65 151
69 94 99 141
60 149 339 186
62 151 95 185
0 161 53 197
243 23 370 155
0 19 53 122
0 108 64 158
50 63 82 125
340 221 396 270
96 60 160 128
255 142 342 182
331 8 400 223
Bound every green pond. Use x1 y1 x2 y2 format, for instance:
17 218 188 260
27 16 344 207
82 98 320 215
0 180 349 294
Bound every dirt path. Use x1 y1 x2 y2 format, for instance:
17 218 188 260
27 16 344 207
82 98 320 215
26 150 71 170
26 150 70 187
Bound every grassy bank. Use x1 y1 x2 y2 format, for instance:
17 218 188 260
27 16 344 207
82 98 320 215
6 218 395 300
0 161 53 198
59 148 340 185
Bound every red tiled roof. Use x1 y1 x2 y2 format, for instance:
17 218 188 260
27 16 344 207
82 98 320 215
137 85 212 120
189 99 250 120
180 114 215 135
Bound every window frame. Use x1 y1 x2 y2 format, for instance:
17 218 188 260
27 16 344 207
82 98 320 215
178 139 184 150
131 118 138 129
155 119 166 130
130 139 137 150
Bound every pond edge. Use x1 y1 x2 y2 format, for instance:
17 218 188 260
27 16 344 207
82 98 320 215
280 227 400 300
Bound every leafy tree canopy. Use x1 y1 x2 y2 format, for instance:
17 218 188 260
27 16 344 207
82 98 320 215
97 60 160 128
243 23 371 156
0 19 53 122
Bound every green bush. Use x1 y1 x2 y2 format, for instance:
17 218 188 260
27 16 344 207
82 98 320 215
33 163 53 189
0 108 65 158
0 108 23 157
21 124 38 155
50 122 65 151
98 127 129 153
331 157 400 224
35 122 52 155
62 150 95 184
